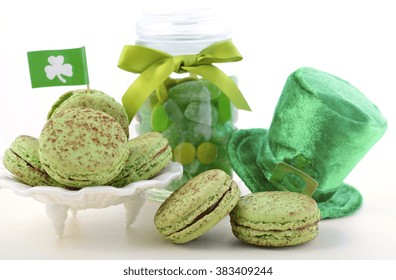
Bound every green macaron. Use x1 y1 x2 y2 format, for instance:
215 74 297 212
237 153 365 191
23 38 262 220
47 89 130 138
154 169 240 243
2 135 63 186
39 107 129 188
109 132 172 188
230 191 320 247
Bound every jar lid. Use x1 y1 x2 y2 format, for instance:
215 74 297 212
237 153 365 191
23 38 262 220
136 8 232 55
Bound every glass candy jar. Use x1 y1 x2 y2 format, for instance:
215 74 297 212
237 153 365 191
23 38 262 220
119 8 250 200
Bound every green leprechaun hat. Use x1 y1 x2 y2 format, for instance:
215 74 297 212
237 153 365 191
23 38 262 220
228 67 387 219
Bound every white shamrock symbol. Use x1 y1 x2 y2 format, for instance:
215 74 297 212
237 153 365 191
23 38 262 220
44 55 73 83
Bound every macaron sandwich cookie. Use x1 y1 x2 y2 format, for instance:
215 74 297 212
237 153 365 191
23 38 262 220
39 107 129 188
230 192 320 247
154 169 240 243
2 135 63 186
109 132 172 188
47 89 130 138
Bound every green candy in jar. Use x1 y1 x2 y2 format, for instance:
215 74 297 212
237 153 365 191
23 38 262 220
136 77 237 190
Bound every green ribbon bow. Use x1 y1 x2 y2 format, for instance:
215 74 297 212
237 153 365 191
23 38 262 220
118 39 252 122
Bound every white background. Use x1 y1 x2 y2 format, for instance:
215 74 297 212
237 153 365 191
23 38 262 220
0 0 395 263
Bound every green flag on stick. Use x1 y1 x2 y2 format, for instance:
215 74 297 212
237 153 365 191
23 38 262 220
27 47 89 88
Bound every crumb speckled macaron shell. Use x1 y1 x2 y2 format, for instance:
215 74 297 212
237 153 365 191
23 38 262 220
109 132 172 188
231 221 318 247
154 169 240 243
46 91 75 119
230 192 320 247
2 135 63 186
231 192 320 227
48 89 130 138
39 107 129 187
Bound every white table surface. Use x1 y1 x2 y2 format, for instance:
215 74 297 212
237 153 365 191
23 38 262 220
1 152 395 260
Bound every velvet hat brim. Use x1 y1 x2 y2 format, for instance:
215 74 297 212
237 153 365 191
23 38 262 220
227 128 363 219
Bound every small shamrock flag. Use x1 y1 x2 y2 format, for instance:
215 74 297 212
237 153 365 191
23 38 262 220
27 47 89 88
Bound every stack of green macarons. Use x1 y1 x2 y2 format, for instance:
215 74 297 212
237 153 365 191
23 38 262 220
2 89 172 189
154 169 321 247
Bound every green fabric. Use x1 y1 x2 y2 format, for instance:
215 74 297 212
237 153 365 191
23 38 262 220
257 67 387 201
227 67 387 219
228 129 277 193
117 40 251 122
318 183 363 219
228 129 363 219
